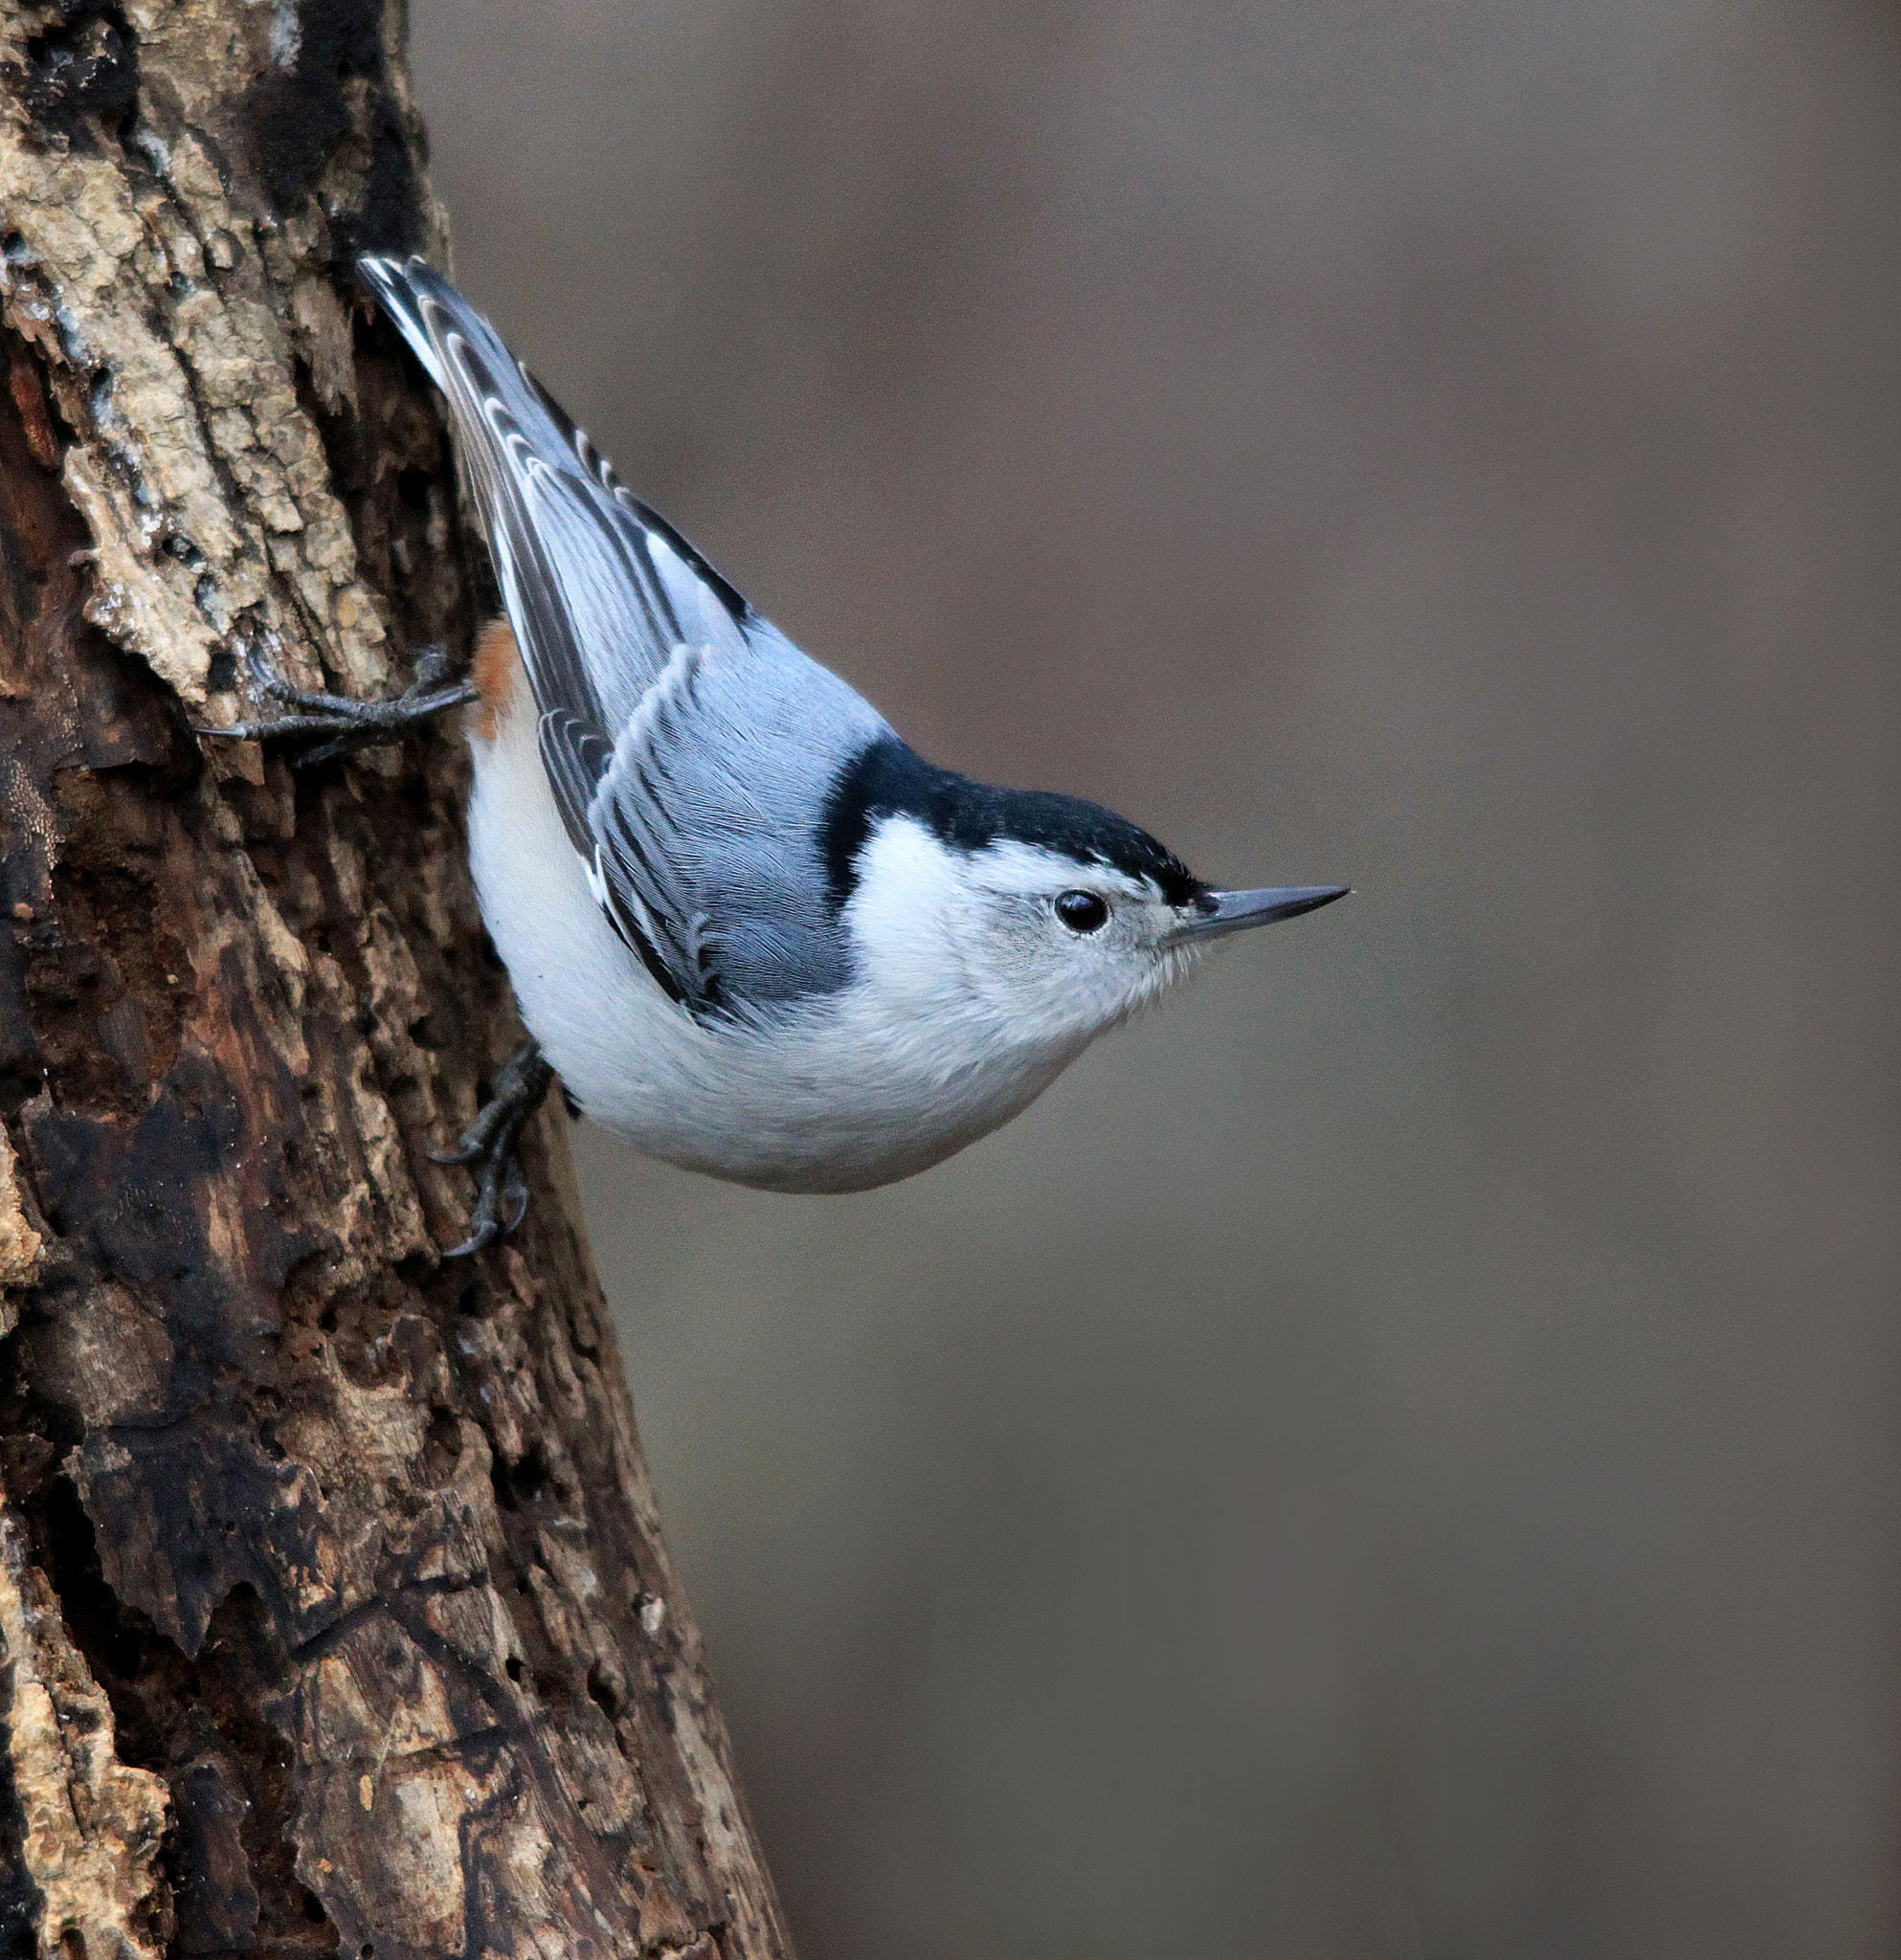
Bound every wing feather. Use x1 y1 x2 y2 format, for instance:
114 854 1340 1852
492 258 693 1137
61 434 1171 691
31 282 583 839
586 645 725 1013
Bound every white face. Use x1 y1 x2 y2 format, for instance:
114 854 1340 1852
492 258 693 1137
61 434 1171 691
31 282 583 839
843 814 1205 1052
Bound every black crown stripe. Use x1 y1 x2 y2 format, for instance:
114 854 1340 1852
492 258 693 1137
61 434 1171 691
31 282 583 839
818 737 1203 913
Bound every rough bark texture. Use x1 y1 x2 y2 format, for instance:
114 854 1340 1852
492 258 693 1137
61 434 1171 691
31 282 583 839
0 6 792 1957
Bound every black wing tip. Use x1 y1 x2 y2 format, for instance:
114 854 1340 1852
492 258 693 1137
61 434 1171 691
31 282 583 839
512 367 754 633
622 490 755 630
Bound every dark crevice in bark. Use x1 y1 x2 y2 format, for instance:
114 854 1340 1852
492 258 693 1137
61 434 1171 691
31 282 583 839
12 1 139 150
0 1649 43 1960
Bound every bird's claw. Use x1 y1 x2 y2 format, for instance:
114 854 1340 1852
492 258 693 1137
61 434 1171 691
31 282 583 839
196 635 480 768
440 1149 531 1259
434 1038 555 1258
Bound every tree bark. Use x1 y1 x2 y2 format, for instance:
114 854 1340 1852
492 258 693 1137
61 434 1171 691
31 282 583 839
0 6 792 1957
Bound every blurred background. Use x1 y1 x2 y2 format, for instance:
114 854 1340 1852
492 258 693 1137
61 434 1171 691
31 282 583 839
410 4 1901 1953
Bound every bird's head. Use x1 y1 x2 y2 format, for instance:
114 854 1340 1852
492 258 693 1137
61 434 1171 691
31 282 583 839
822 741 1346 1057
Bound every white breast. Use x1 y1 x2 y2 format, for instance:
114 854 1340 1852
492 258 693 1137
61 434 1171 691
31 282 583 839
464 679 1087 1193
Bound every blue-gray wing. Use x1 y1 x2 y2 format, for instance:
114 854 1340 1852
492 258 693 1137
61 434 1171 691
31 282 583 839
584 645 723 1011
586 636 891 1018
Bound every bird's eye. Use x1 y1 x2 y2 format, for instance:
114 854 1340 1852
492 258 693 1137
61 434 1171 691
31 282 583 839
1054 890 1109 933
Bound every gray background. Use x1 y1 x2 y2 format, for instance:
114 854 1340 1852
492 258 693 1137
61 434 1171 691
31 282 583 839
410 4 1901 1953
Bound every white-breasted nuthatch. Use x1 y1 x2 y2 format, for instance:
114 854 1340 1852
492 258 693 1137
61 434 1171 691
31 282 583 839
220 256 1346 1251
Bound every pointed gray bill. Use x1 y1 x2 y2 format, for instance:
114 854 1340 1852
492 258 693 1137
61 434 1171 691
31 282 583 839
1172 883 1351 944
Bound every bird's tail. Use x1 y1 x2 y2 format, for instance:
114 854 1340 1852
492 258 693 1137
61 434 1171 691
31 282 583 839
355 254 456 390
353 252 557 515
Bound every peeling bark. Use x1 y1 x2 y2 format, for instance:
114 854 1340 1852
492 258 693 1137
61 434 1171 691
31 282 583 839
0 5 792 1956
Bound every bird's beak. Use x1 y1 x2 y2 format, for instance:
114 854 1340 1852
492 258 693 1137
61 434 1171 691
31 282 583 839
1171 883 1351 944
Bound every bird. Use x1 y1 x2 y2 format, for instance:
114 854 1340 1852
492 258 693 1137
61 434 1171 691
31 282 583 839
218 255 1347 1251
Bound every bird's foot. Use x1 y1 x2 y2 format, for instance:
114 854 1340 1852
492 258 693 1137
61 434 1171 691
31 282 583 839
432 1037 557 1258
199 636 480 768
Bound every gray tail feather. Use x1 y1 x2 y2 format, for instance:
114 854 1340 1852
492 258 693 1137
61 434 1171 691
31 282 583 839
354 254 458 392
353 253 558 468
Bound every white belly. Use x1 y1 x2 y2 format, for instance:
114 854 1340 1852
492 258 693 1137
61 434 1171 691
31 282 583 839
463 686 1082 1193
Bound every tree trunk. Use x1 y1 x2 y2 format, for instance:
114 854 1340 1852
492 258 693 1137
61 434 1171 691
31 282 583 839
0 6 793 1956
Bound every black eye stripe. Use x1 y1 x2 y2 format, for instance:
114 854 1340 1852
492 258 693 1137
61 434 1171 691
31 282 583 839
1054 890 1109 933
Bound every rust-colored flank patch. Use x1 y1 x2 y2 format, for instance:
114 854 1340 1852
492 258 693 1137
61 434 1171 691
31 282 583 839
471 616 521 740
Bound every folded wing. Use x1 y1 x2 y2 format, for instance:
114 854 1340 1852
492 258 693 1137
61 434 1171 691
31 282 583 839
358 255 884 1019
